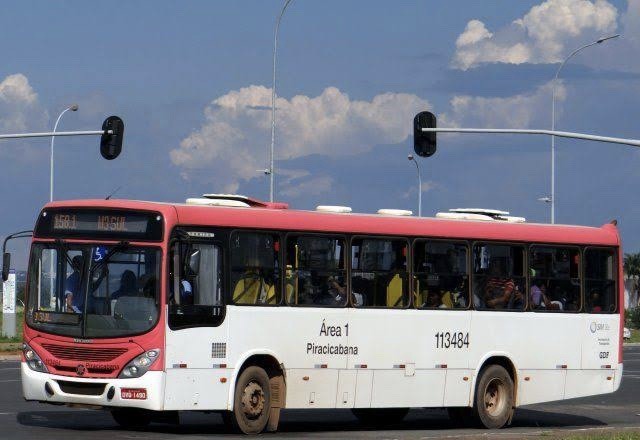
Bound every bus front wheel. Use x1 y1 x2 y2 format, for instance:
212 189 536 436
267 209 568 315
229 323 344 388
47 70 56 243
473 364 514 429
227 366 272 434
351 408 409 426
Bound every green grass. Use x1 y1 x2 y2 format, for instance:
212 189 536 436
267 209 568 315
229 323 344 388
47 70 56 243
0 310 24 344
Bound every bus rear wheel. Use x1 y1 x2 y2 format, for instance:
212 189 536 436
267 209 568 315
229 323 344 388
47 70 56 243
351 408 409 426
227 366 272 434
111 408 152 429
473 364 514 429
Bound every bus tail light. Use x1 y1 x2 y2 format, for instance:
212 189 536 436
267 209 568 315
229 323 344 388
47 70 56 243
119 349 160 379
23 343 48 373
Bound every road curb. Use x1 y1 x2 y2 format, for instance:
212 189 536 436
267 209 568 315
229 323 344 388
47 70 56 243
0 354 20 361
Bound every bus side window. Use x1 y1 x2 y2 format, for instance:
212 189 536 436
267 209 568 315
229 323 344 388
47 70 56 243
351 238 408 308
285 235 346 307
414 241 469 309
473 244 525 311
230 232 280 305
584 248 617 313
529 246 581 312
168 241 223 329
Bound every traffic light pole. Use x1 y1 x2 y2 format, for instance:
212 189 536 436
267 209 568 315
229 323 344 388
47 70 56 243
0 130 110 140
420 127 640 148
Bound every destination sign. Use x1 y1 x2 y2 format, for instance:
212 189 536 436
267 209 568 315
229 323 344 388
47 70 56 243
35 209 163 241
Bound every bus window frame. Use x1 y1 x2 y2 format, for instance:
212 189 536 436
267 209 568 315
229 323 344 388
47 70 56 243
528 244 582 314
350 234 411 310
26 240 165 339
228 228 284 307
167 227 227 330
284 232 348 308
471 240 528 313
583 245 618 314
411 238 471 311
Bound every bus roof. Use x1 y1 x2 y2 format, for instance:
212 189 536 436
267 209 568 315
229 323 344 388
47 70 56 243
43 199 620 247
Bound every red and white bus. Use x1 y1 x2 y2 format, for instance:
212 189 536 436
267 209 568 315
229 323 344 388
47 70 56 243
19 194 623 434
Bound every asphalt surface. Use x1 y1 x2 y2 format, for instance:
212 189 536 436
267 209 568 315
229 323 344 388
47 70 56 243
2 347 640 439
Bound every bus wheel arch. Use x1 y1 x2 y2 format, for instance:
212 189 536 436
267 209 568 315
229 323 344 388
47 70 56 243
473 355 517 428
228 353 286 433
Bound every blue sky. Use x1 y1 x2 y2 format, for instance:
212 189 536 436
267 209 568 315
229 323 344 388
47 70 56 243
1 0 639 268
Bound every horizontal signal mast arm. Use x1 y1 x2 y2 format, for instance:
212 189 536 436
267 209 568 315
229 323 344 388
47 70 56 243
0 130 112 140
421 127 640 148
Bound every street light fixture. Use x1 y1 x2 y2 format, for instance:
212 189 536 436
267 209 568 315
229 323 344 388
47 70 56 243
550 34 620 223
50 104 79 201
408 154 422 217
268 0 294 203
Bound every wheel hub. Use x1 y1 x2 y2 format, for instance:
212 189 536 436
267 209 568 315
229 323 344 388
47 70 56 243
484 378 506 417
241 381 265 418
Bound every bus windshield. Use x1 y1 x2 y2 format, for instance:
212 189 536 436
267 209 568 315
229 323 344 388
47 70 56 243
26 242 161 338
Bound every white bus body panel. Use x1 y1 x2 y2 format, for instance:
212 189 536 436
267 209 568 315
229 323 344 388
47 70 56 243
21 363 166 410
162 306 621 411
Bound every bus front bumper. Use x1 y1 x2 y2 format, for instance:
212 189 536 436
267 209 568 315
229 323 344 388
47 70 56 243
22 362 165 411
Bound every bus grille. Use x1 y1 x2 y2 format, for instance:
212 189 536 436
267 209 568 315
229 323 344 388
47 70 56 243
56 380 106 396
41 344 127 362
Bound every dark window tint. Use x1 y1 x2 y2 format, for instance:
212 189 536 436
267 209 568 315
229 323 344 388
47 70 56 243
169 241 224 329
584 248 617 313
413 241 468 309
529 246 580 311
286 236 346 306
351 238 408 308
473 244 525 311
230 232 280 305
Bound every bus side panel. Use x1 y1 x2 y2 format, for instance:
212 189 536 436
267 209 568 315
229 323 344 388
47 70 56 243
565 313 620 399
164 320 231 410
227 307 348 409
470 312 582 406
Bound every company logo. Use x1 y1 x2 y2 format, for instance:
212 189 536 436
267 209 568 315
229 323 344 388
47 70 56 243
590 321 610 333
76 364 86 376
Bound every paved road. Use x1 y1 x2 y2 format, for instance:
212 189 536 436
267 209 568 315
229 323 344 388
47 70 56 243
2 347 640 439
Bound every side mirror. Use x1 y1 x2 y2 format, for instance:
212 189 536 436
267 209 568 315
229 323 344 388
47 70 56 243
100 116 124 160
2 253 10 282
186 249 201 276
413 111 437 157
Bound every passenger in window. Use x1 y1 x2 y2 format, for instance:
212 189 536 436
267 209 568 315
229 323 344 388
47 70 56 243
233 258 272 304
589 289 603 313
425 289 442 308
530 280 548 309
483 261 515 309
326 277 362 306
112 270 138 299
64 255 84 313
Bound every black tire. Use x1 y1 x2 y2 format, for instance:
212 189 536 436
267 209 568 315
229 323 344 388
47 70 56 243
228 366 272 434
473 364 514 429
111 408 152 429
351 408 409 426
447 407 474 427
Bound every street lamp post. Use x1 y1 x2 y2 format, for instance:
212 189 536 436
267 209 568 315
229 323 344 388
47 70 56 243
550 34 619 224
408 154 422 217
50 104 79 201
268 0 294 203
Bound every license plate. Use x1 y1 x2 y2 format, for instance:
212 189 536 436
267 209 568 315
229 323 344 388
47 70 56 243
120 388 147 400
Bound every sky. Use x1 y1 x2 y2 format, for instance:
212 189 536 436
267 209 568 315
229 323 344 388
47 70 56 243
1 0 640 269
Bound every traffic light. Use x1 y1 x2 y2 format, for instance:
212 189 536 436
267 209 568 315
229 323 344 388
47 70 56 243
100 116 124 160
413 111 437 157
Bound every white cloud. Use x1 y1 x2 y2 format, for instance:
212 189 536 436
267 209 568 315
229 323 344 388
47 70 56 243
0 73 47 133
453 0 618 70
171 86 430 192
441 81 566 129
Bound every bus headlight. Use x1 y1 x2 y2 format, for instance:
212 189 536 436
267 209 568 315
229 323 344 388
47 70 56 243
119 349 160 379
23 343 48 373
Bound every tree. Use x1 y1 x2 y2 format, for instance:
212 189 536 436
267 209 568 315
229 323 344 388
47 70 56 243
624 253 640 308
